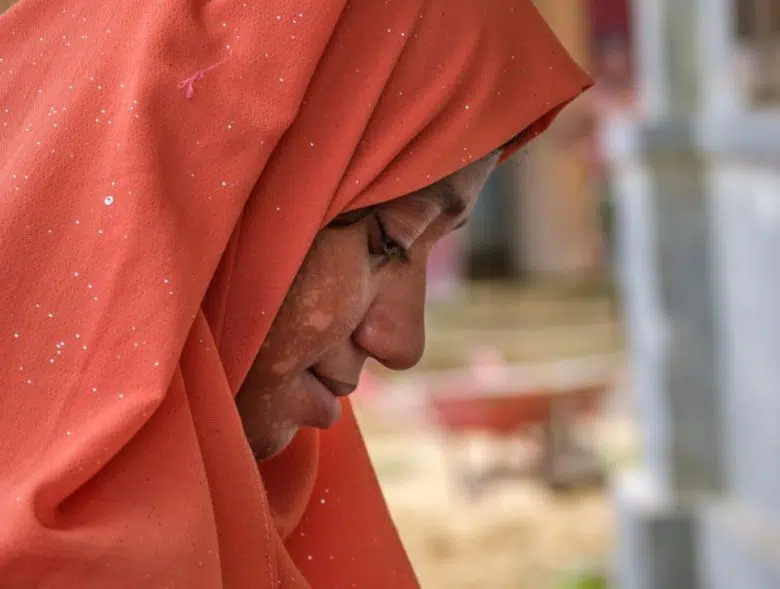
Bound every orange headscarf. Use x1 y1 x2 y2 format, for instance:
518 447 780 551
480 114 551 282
0 1 589 586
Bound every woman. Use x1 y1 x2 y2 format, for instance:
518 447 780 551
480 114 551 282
0 0 589 587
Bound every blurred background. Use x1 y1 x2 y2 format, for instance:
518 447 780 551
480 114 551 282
355 2 633 587
349 1 780 588
3 0 779 587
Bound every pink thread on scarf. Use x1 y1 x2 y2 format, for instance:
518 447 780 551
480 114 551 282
178 50 233 99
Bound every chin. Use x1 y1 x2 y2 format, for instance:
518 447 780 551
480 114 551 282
248 425 299 462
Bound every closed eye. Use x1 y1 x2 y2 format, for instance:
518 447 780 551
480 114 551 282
369 214 409 264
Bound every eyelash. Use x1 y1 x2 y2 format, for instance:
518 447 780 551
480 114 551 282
370 215 409 264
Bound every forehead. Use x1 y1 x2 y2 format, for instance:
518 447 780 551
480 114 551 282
331 152 500 225
446 153 500 198
406 152 500 217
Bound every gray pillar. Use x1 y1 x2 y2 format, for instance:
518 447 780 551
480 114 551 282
609 0 737 586
609 118 719 589
613 472 701 589
696 120 780 589
611 0 780 586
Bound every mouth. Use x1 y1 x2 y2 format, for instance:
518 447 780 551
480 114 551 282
300 369 357 429
308 369 358 398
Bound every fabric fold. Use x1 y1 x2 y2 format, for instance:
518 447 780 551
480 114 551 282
0 1 590 586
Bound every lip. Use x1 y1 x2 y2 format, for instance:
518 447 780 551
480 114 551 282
301 369 357 429
310 370 358 398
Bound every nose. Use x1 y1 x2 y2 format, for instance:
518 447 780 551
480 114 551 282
352 265 426 371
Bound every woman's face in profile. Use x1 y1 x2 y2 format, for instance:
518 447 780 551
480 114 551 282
236 153 500 459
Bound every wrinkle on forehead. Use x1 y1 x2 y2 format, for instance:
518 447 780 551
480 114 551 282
383 153 499 226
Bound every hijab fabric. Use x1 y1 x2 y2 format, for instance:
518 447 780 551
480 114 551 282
0 1 590 586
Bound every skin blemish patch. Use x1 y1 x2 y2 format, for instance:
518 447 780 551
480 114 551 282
270 356 299 375
303 310 333 331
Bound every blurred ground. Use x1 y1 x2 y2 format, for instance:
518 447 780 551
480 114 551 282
375 280 623 374
355 281 634 588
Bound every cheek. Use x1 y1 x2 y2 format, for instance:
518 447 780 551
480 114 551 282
298 236 373 342
270 356 299 375
253 227 374 374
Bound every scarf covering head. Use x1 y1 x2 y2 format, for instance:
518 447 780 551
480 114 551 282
0 1 590 586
